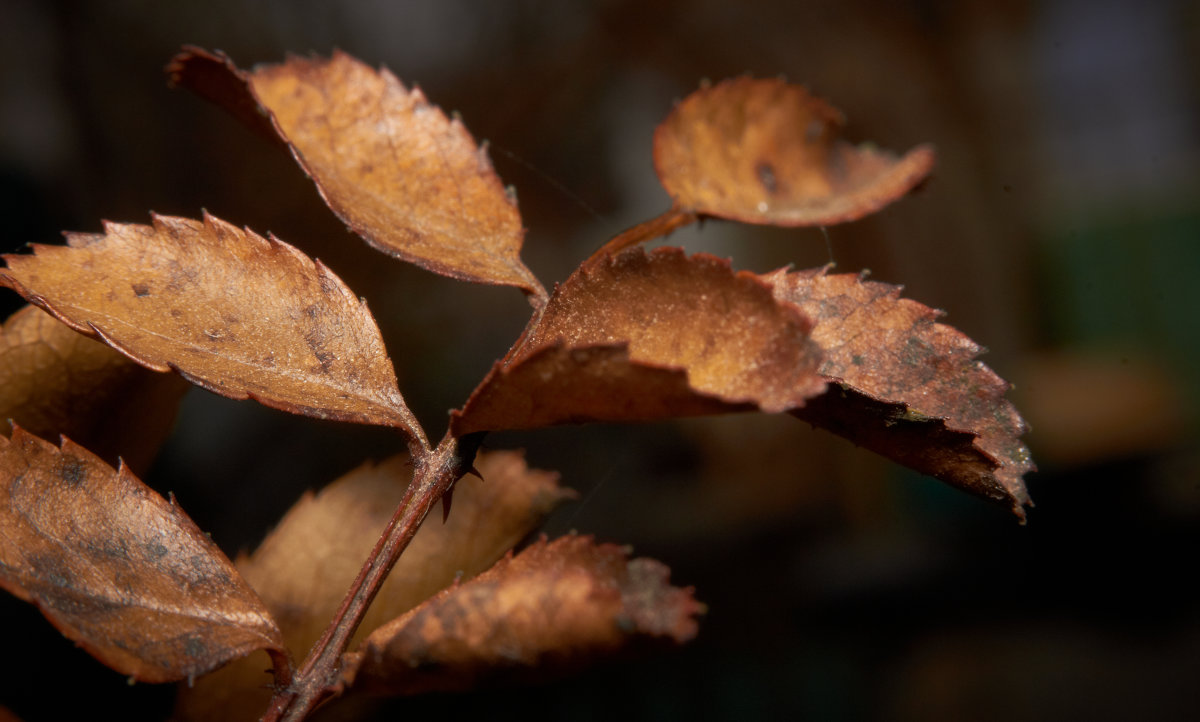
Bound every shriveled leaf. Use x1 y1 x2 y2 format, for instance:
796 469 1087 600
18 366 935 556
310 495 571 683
343 535 703 696
1 305 188 475
767 267 1033 516
246 451 572 650
0 428 283 682
169 47 545 298
174 450 572 721
452 247 825 435
0 213 425 445
655 77 935 226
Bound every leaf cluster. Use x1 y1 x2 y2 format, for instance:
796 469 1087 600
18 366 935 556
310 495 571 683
0 48 1032 721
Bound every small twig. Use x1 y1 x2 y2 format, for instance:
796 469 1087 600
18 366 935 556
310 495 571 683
261 432 479 722
582 207 699 270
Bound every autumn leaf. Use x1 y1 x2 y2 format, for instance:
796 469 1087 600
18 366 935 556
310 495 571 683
0 428 284 683
0 212 426 447
168 47 546 299
174 450 573 721
654 77 935 226
164 46 282 146
452 247 825 435
341 535 703 696
0 305 188 475
766 267 1033 516
243 450 572 651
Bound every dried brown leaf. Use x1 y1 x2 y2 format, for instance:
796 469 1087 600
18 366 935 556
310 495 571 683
452 247 825 435
0 427 283 682
654 77 935 226
174 450 573 721
0 305 188 475
247 451 572 651
343 535 703 696
0 213 424 445
767 267 1033 516
165 46 282 145
170 48 545 297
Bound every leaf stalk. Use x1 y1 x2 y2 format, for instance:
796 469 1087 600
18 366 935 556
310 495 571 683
262 432 475 722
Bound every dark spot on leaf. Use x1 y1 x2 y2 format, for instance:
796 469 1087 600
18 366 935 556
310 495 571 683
144 541 169 561
164 261 200 293
185 553 227 584
318 273 336 296
901 336 933 366
304 328 335 372
182 636 208 659
313 350 335 372
86 537 130 562
132 283 151 297
756 161 778 195
851 354 864 366
59 458 87 487
28 553 75 590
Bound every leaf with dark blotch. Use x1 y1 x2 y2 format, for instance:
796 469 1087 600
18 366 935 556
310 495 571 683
766 266 1033 517
170 48 545 298
174 450 574 722
452 247 825 436
0 213 425 446
1 305 189 476
342 535 703 696
654 77 935 226
0 428 284 682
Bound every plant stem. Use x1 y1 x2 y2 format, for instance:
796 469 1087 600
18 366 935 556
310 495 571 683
261 432 475 722
583 207 698 269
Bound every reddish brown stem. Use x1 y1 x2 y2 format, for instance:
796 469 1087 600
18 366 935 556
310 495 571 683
261 433 472 722
522 272 550 312
582 206 698 270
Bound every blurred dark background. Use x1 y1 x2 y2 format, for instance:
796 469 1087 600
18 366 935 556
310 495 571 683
2 1 1198 720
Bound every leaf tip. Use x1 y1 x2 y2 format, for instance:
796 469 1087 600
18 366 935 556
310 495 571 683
165 45 237 87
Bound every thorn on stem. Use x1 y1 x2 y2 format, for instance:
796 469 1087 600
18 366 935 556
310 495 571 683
440 486 453 523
